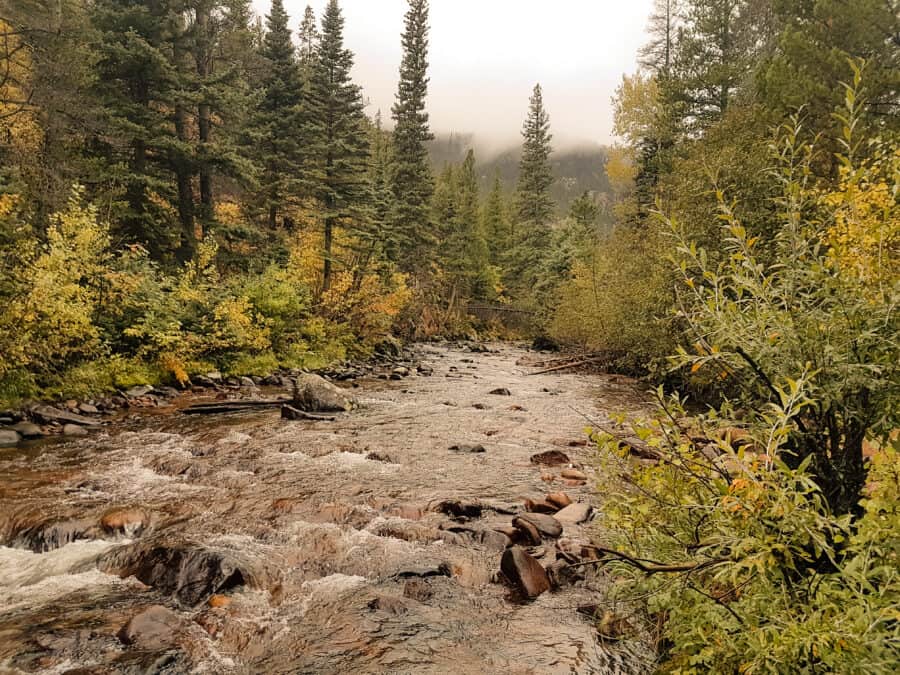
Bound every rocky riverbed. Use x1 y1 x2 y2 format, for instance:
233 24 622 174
0 344 654 674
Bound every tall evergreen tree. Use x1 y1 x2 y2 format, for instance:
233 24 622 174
310 0 370 291
482 171 510 266
389 0 434 269
298 5 318 67
362 110 393 272
254 0 305 230
507 83 555 293
514 83 555 229
91 0 189 259
455 149 491 299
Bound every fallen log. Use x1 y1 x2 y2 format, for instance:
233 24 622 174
182 399 287 415
527 357 603 376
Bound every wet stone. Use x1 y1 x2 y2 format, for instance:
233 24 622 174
448 443 486 453
524 499 559 514
118 605 186 650
489 388 512 396
530 450 571 466
561 468 587 481
511 517 542 546
0 429 20 446
516 513 563 538
63 424 89 436
500 546 551 599
546 492 573 509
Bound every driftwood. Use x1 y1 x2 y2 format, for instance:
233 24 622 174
528 357 603 376
182 399 287 415
281 405 336 422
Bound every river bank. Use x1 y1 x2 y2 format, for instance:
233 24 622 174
0 343 654 674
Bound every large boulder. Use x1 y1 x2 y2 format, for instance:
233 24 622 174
501 546 551 599
292 374 355 412
100 540 258 606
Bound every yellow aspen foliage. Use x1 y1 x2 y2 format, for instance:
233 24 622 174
0 21 43 154
822 147 900 297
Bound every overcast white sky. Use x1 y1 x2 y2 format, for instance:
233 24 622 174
251 0 654 150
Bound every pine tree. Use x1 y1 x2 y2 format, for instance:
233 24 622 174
310 0 370 291
298 5 318 67
91 0 189 259
389 0 434 269
254 0 305 230
455 149 491 299
507 83 555 291
482 171 510 266
362 110 394 271
514 84 555 229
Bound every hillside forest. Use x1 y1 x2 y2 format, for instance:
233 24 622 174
1 0 898 670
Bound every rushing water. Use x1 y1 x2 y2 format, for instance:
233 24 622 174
0 345 654 674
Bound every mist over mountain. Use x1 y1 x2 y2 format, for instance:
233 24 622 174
427 132 611 214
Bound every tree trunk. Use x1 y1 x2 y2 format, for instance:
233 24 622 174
195 3 214 223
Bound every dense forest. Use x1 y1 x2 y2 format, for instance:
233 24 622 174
1 0 898 670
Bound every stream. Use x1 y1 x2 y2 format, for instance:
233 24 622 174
0 344 654 674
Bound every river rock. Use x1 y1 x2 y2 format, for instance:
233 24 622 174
449 443 486 453
524 499 558 514
392 366 410 378
511 517 541 545
554 503 593 525
530 450 570 466
292 374 355 412
239 376 255 388
501 547 551 599
489 387 511 396
118 605 186 649
0 429 20 446
516 513 563 538
11 421 43 438
62 423 89 436
546 492 573 509
101 507 149 536
561 468 587 481
430 498 483 519
30 405 100 427
77 403 99 415
101 541 256 606
125 385 154 398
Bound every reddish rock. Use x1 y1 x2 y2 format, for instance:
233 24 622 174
500 547 551 599
511 517 542 545
524 498 559 514
100 508 149 536
545 492 573 509
208 594 231 608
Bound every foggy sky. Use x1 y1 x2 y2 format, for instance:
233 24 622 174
250 0 654 152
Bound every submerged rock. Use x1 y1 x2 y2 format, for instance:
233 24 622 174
62 424 89 436
489 387 511 396
292 374 355 412
118 605 186 650
501 547 551 599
